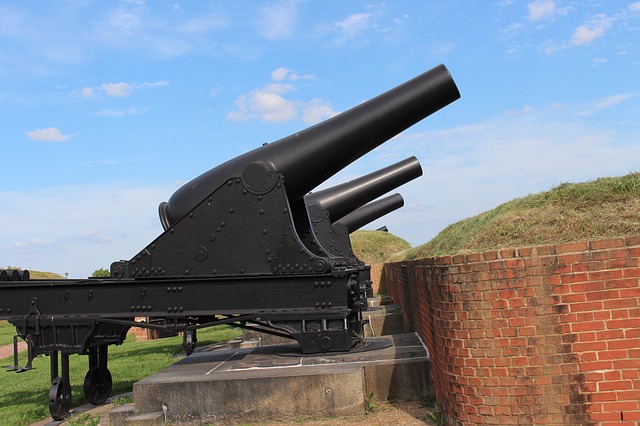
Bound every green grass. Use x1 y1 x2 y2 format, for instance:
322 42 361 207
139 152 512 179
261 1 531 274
404 172 640 259
0 321 16 346
0 325 240 426
350 230 411 264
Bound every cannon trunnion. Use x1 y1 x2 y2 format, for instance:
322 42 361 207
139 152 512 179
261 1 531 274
0 64 460 421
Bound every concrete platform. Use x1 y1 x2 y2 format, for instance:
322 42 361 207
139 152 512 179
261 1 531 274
133 333 431 424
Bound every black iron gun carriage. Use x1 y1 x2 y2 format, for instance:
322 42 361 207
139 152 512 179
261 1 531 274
0 64 460 420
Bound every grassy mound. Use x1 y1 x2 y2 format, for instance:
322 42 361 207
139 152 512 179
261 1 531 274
28 270 65 279
350 229 411 264
405 172 640 259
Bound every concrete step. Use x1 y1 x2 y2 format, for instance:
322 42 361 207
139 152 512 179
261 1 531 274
363 304 406 337
124 412 164 425
367 294 394 307
109 404 136 426
132 332 431 425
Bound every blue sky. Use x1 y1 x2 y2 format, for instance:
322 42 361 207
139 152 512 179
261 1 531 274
1 1 639 278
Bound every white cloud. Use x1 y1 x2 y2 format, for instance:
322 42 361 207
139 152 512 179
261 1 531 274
591 57 608 67
94 109 126 117
228 90 296 122
302 99 337 124
503 105 535 115
263 83 295 95
577 93 635 116
501 22 523 33
227 69 326 123
93 107 145 117
251 91 297 122
271 67 314 82
11 238 55 249
334 13 372 40
272 67 289 81
77 80 169 99
178 14 228 33
527 1 559 21
26 127 74 142
77 229 112 244
572 24 606 45
540 13 612 54
629 2 640 12
80 87 95 98
142 80 169 88
108 10 141 35
102 82 134 97
289 72 315 81
430 40 455 56
259 0 299 40
120 0 146 5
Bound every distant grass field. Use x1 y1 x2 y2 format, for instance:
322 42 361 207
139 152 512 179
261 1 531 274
0 325 240 426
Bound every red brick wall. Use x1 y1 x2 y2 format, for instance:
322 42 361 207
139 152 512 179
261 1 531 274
369 263 384 294
384 237 640 425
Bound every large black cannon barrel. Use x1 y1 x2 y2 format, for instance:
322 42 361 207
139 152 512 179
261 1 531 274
160 64 460 229
335 193 404 233
305 156 421 222
0 269 29 281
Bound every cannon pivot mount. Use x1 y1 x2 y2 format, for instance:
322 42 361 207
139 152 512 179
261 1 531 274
0 64 460 421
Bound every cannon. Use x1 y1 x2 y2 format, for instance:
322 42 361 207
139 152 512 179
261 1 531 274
0 64 460 420
335 193 406 233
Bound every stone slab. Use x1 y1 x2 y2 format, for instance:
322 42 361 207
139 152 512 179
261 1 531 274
133 333 430 424
110 404 136 426
124 412 164 425
363 305 406 337
367 295 394 307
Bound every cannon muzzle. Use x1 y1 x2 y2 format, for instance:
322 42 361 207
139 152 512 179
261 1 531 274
305 156 421 222
160 64 460 229
334 193 404 233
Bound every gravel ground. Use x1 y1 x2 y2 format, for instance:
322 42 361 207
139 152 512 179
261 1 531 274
37 400 438 426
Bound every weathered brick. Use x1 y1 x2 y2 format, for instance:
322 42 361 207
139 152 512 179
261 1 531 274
556 241 589 253
607 317 640 329
608 338 640 350
570 301 604 312
598 349 628 360
483 250 499 261
590 238 626 250
605 278 639 289
625 235 640 246
585 289 620 301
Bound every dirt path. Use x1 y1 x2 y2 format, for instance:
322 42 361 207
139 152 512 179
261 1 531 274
0 341 26 360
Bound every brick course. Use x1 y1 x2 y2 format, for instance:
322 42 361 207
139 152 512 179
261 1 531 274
384 236 640 425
